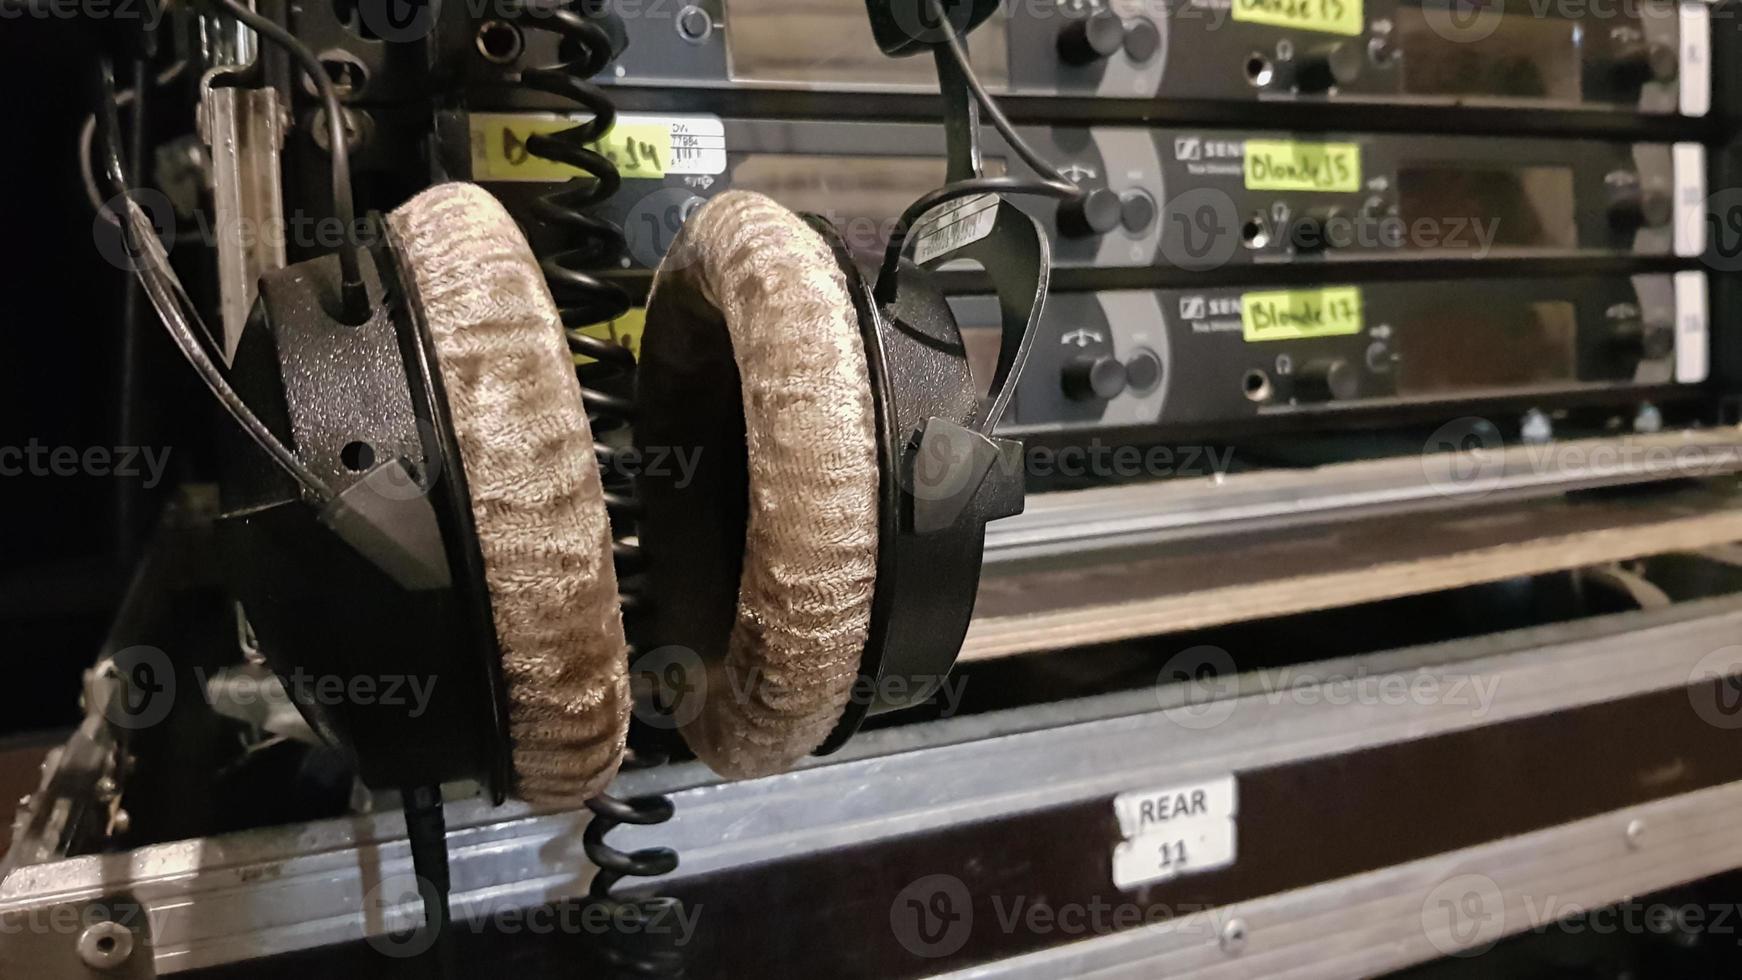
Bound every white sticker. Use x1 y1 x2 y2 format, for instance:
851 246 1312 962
1113 775 1237 838
912 193 999 265
468 112 725 182
1680 2 1711 118
655 115 728 176
1673 142 1706 259
1675 269 1708 384
1111 777 1238 890
1113 818 1238 889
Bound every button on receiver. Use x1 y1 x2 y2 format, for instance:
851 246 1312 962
1122 18 1162 63
1119 190 1157 233
1125 349 1163 393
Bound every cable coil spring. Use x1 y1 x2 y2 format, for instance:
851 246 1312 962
504 2 682 974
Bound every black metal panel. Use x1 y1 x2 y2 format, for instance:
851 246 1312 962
176 678 1742 979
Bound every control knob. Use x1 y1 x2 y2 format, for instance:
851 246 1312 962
1058 9 1124 66
1294 358 1358 402
1059 186 1123 238
1611 312 1676 361
1611 40 1678 87
1061 354 1128 401
1293 42 1364 93
1605 169 1671 233
1288 206 1346 253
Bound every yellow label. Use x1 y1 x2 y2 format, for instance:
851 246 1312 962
1243 140 1361 192
572 308 646 365
1231 0 1363 36
1241 286 1363 342
469 113 670 181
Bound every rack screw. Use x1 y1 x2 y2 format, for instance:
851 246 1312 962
77 921 134 971
1220 917 1248 954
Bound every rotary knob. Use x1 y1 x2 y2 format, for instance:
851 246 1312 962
1058 9 1125 66
1294 358 1358 402
1611 313 1676 361
1605 170 1672 233
1288 207 1346 253
1293 41 1364 94
1061 354 1128 401
1611 40 1678 86
1059 187 1123 238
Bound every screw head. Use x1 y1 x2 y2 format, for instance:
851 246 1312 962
1220 917 1248 954
77 921 134 971
1521 408 1553 445
1626 818 1646 849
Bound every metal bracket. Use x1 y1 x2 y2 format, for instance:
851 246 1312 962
197 15 287 362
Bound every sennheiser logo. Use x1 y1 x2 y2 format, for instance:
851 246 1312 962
1174 136 1244 162
1178 296 1240 319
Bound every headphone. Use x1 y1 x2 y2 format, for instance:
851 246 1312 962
632 0 1064 776
203 0 1056 803
106 0 1061 961
221 174 1045 791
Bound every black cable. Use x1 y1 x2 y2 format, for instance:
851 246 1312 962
403 786 457 980
81 61 191 219
96 58 335 502
873 0 1082 302
116 56 148 563
212 0 371 324
927 0 1076 188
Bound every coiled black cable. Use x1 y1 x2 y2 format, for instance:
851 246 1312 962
582 760 684 976
502 2 684 974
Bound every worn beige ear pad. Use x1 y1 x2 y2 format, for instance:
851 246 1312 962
643 191 880 778
388 183 629 804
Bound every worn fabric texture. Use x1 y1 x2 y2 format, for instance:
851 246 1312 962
389 182 628 803
646 191 879 778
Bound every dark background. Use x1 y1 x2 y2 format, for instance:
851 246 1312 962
0 27 200 737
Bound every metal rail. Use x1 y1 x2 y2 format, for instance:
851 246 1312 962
6 594 1742 975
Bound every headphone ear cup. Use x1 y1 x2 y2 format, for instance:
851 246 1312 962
388 182 629 804
636 191 881 778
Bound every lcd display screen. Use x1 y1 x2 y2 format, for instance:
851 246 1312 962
1396 5 1581 102
1397 165 1578 249
1397 300 1578 394
729 153 1004 258
726 0 1009 88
